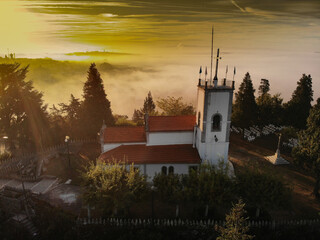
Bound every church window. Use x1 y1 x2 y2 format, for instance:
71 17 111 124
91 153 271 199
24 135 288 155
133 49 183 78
211 114 222 131
169 166 174 174
161 166 167 175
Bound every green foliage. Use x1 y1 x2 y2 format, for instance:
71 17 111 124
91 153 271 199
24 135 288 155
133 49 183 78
284 74 313 129
215 199 254 240
183 162 234 207
114 114 137 126
152 162 234 210
0 63 50 151
156 96 195 116
236 170 291 215
293 102 320 198
232 72 258 129
153 173 184 203
79 63 115 138
258 79 270 96
81 159 147 216
257 92 283 126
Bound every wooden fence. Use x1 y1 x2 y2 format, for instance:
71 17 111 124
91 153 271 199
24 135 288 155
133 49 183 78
77 217 320 230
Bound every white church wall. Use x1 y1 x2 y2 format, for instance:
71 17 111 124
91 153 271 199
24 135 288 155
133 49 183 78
196 88 205 131
103 143 121 153
205 91 231 143
102 142 146 153
206 142 229 165
195 88 233 166
132 163 199 181
147 131 193 146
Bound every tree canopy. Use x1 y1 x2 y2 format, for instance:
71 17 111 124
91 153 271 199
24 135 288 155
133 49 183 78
81 160 147 216
156 96 195 116
256 79 283 126
0 63 49 151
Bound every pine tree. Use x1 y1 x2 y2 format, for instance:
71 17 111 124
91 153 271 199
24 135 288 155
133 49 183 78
59 94 82 138
132 91 156 123
284 74 313 129
258 79 270 96
79 63 114 138
215 199 254 240
256 79 283 126
232 72 258 129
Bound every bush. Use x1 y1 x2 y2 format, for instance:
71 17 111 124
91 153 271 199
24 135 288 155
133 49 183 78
81 159 148 216
236 170 292 218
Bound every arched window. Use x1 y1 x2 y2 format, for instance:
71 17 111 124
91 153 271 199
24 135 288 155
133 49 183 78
211 114 222 131
168 166 174 174
161 166 167 175
197 112 201 126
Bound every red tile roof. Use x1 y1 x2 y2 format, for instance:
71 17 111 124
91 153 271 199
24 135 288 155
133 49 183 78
148 115 196 132
99 144 201 164
103 127 146 143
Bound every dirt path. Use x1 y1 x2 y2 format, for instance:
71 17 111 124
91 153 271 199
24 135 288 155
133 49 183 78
229 135 320 218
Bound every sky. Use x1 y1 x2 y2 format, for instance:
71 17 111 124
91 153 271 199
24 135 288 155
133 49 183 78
0 0 319 116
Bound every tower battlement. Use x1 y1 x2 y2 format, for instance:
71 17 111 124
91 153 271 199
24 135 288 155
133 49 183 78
197 78 235 90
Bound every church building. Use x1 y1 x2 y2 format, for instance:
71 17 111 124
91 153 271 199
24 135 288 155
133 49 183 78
99 54 235 180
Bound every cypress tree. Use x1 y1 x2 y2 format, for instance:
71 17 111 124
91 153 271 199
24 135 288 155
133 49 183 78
256 79 284 126
284 74 313 129
132 91 156 123
232 72 258 129
80 63 114 138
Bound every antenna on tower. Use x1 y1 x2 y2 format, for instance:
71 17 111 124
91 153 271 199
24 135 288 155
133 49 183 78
209 26 214 86
225 65 228 79
199 66 202 79
213 48 221 87
205 66 208 82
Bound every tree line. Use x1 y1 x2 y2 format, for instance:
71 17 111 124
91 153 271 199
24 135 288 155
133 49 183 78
232 72 316 130
0 63 194 153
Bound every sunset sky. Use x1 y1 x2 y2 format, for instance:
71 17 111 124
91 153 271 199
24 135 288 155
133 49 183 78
0 0 319 116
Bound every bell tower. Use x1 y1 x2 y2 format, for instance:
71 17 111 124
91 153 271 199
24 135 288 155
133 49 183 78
194 47 235 167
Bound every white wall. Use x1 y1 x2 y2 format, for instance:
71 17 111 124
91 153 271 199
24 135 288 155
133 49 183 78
205 91 231 144
196 88 205 131
195 90 233 166
102 142 146 153
133 163 199 181
147 132 193 146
